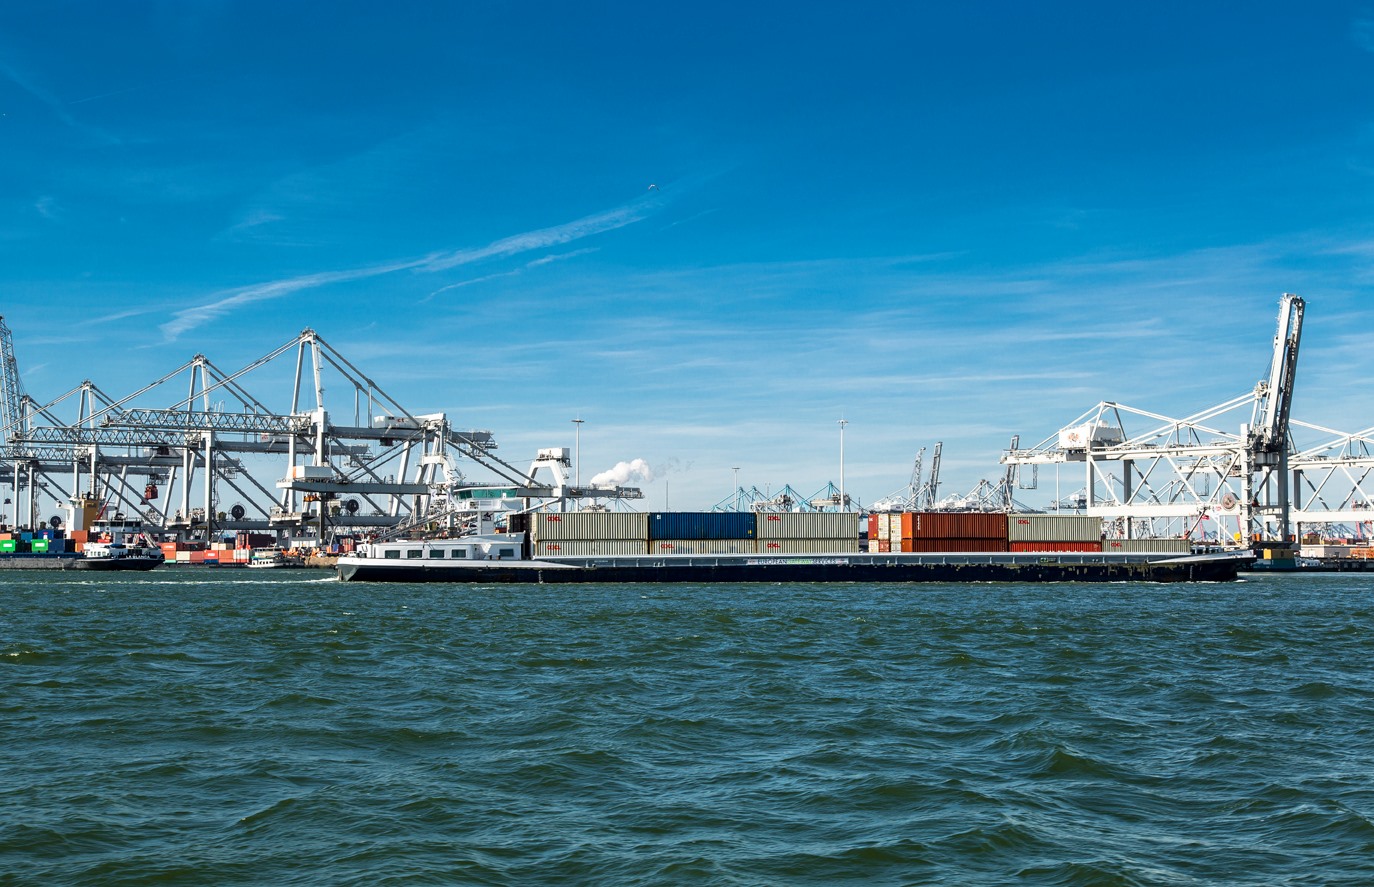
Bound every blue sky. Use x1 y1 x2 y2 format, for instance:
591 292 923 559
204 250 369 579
4 2 1374 510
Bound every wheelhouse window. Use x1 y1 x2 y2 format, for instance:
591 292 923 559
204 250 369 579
406 549 423 559
498 548 515 559
429 549 446 559
453 549 468 559
384 549 401 560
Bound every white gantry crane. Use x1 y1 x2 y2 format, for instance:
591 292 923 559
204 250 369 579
1001 294 1306 546
0 327 640 542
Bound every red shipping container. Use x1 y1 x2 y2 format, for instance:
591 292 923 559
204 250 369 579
899 537 1009 553
899 512 1009 540
1009 541 1101 553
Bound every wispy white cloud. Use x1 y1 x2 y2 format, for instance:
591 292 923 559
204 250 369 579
160 257 425 341
162 201 657 340
1354 15 1374 52
0 60 122 144
423 270 521 302
33 196 61 222
527 247 599 267
420 204 647 272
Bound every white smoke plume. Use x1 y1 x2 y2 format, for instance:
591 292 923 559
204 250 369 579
590 458 655 487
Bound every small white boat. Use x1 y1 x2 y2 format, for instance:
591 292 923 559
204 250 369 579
246 547 289 569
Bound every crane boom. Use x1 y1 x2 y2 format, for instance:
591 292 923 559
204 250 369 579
0 316 25 443
1255 293 1304 452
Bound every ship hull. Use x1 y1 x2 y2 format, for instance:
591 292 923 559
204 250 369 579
336 551 1249 584
0 554 163 571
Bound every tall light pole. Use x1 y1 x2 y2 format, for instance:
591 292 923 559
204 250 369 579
732 467 740 513
571 418 584 494
838 418 848 512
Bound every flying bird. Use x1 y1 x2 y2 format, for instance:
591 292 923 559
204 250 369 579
647 183 659 192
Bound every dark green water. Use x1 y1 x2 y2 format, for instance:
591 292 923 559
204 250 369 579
2 570 1372 885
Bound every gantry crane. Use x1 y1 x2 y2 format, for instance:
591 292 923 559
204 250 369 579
1001 294 1305 546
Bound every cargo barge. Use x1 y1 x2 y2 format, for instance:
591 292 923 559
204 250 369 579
335 511 1250 584
335 538 1248 583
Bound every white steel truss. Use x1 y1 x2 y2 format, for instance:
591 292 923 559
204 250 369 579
1002 294 1308 547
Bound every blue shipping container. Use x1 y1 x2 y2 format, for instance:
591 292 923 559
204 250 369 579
647 512 756 540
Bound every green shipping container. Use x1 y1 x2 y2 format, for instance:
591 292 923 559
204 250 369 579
30 539 49 552
0 539 16 553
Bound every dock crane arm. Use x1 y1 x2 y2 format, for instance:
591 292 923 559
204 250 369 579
0 316 25 444
1254 293 1304 453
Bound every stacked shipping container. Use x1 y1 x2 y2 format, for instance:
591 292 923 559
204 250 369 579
1007 514 1101 552
649 512 757 555
532 512 650 557
893 512 1009 553
529 511 862 556
757 512 860 554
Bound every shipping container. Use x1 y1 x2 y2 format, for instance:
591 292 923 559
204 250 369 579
175 551 192 563
866 513 879 541
0 539 16 553
535 539 647 557
874 540 891 553
877 513 895 542
1009 541 1102 553
506 513 531 536
651 538 756 555
69 530 89 544
533 511 649 541
1102 539 1192 554
756 512 860 540
1008 514 1102 542
899 538 1010 553
647 512 756 540
899 512 1009 540
29 539 48 553
757 537 861 554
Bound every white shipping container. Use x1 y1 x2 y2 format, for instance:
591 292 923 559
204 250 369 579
535 539 647 557
1101 539 1192 554
755 537 861 554
1057 422 1124 451
876 513 892 543
650 539 756 555
1299 544 1351 558
288 465 334 481
757 512 861 540
1008 514 1102 542
533 511 649 541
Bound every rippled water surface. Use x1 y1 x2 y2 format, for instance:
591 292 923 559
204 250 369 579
3 569 1373 885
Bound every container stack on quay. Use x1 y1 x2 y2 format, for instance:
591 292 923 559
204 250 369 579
0 528 73 554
